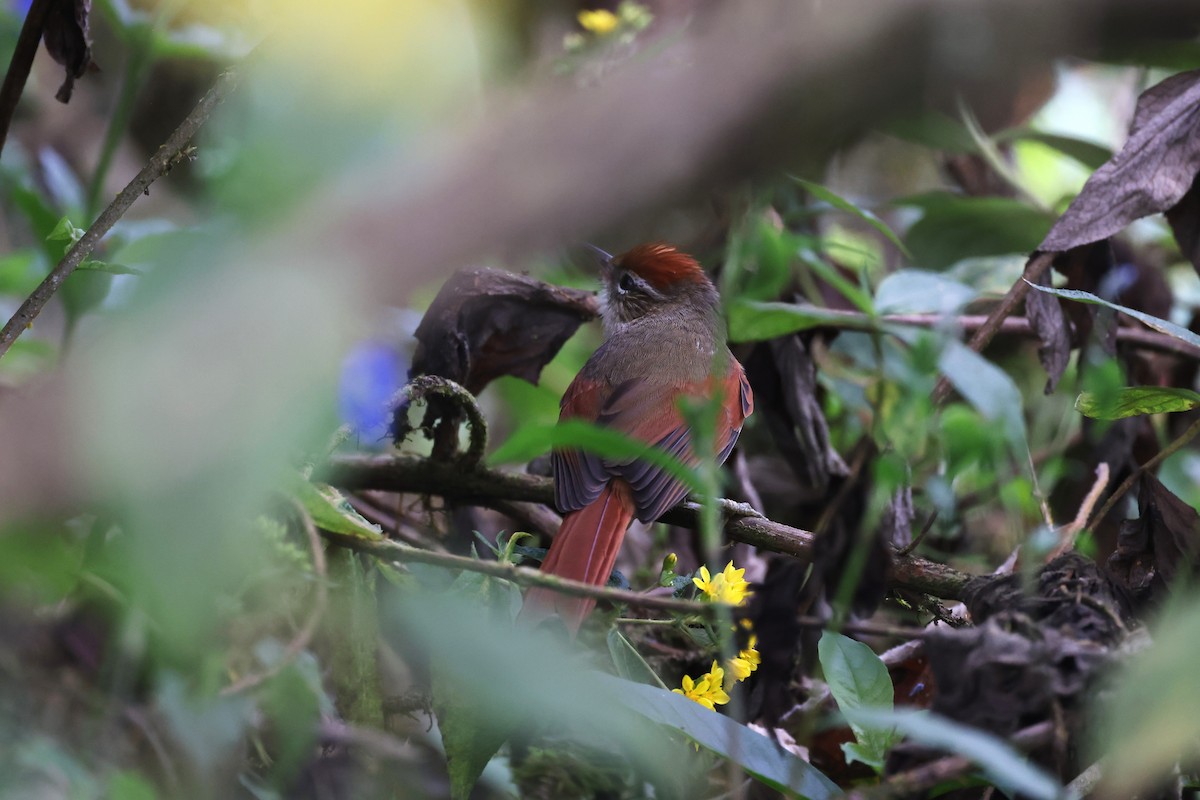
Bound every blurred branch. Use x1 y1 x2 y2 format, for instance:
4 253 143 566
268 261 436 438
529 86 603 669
220 500 329 696
304 0 1200 305
0 0 50 159
0 66 243 359
324 453 973 599
1090 414 1200 528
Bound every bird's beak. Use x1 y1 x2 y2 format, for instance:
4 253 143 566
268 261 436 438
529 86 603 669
583 243 615 278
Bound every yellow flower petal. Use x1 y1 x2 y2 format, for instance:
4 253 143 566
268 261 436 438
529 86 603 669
577 9 619 35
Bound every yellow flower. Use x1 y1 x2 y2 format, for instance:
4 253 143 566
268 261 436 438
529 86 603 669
692 562 752 606
577 9 619 35
724 636 761 687
673 661 731 711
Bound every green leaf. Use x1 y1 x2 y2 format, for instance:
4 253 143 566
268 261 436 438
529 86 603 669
75 259 144 276
593 672 843 799
488 419 702 494
818 632 900 771
46 215 86 244
885 111 978 153
0 249 45 296
847 709 1064 800
434 570 522 800
1076 386 1200 419
794 178 910 257
874 270 978 315
607 629 668 689
1027 282 1200 351
897 193 1053 270
995 129 1114 170
107 770 158 800
727 299 875 343
937 338 1027 446
293 479 383 539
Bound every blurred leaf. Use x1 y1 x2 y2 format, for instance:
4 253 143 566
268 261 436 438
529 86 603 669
294 480 382 540
795 246 875 314
75 259 143 276
848 709 1063 800
156 674 255 776
261 656 324 782
324 551 383 727
794 178 910 257
995 129 1114 171
0 249 45 296
873 270 977 315
898 193 1053 270
1096 592 1200 795
488 419 702 495
607 629 667 689
0 338 57 386
1027 282 1200 350
593 673 842 799
817 632 900 771
107 770 158 800
725 220 795 302
1076 386 1200 419
937 338 1027 445
0 523 83 604
433 570 522 800
886 112 977 153
727 299 874 343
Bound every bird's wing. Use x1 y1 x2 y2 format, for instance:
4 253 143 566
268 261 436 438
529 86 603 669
552 360 753 523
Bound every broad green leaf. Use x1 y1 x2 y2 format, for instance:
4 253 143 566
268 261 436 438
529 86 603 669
75 259 144 276
874 270 977 315
593 672 843 799
607 629 668 689
727 299 876 343
848 709 1063 800
1027 282 1200 350
898 193 1053 270
488 419 702 494
886 111 978 153
794 178 910 257
0 249 44 296
294 479 383 539
937 339 1027 445
995 129 1113 170
433 570 522 800
1076 386 1200 419
817 632 900 771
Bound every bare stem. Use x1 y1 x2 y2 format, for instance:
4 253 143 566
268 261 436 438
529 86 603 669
0 0 51 159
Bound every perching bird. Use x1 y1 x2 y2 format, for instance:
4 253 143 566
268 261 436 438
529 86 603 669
522 243 753 633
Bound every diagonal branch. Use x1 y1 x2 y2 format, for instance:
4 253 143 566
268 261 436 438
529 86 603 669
0 0 51 159
0 66 243 360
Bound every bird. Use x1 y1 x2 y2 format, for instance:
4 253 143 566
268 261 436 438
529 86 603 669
521 243 753 633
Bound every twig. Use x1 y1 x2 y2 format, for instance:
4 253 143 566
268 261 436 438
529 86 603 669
319 524 725 616
1049 462 1108 560
221 500 329 695
392 375 488 467
0 66 243 359
323 452 975 600
897 510 937 557
1089 414 1200 529
931 251 1056 404
0 0 51 159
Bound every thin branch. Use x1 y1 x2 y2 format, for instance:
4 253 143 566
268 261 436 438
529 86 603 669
393 375 488 467
322 452 974 600
0 0 51 159
221 500 329 695
0 66 243 359
931 251 1056 404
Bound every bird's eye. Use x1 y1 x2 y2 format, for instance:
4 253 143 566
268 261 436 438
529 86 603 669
617 272 637 294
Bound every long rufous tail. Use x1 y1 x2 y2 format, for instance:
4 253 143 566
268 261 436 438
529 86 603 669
520 480 635 634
